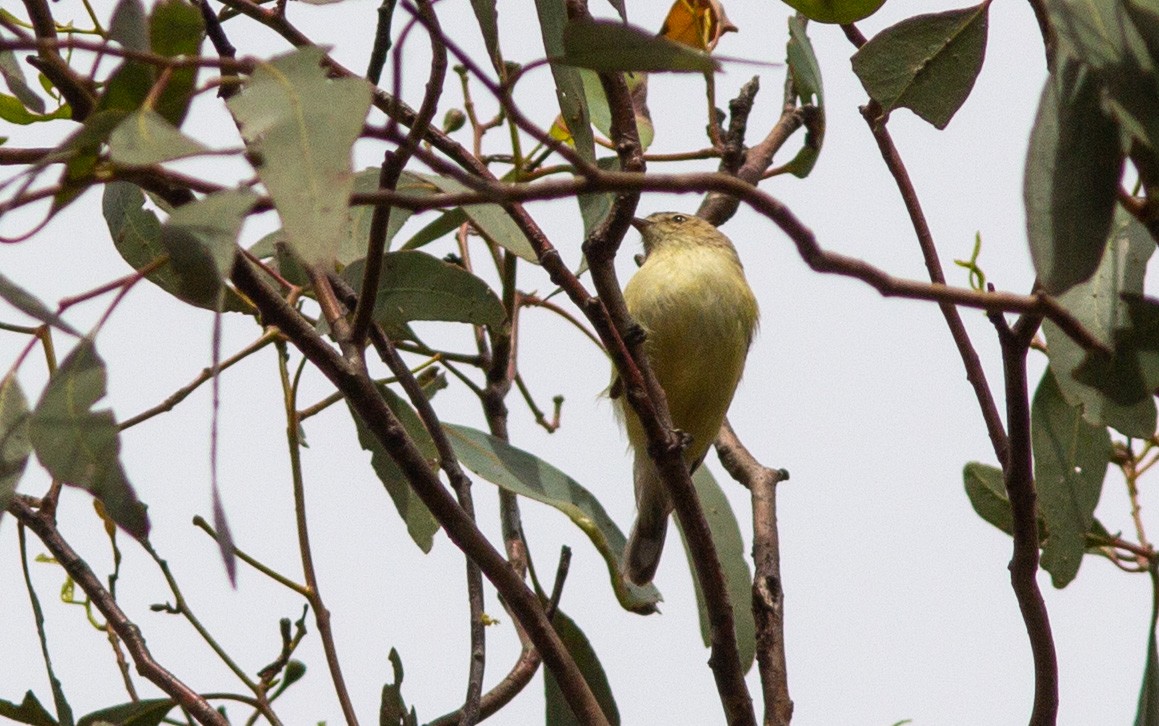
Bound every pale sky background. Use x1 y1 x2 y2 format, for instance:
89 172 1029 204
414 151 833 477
1 1 1154 725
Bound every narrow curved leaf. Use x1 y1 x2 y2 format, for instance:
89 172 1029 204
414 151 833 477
851 1 990 129
1025 61 1123 294
0 51 46 114
0 94 71 125
77 699 174 726
347 386 440 553
783 14 825 177
160 188 256 307
544 610 620 726
0 273 79 335
444 423 662 613
108 108 208 166
28 340 149 538
227 47 372 266
778 0 886 24
561 18 719 73
1136 565 1159 726
341 250 506 330
102 183 253 313
0 691 56 726
536 0 597 194
109 0 149 53
674 467 756 674
1044 213 1156 437
400 208 470 251
147 0 203 124
1032 368 1111 588
1075 295 1159 409
418 175 536 261
0 375 31 516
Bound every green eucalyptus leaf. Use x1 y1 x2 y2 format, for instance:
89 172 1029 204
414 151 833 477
1025 60 1123 295
1044 213 1156 437
851 1 990 129
444 423 662 613
347 385 440 553
544 610 620 726
675 468 756 674
783 14 825 177
28 340 149 538
109 0 149 53
0 273 80 335
1075 295 1159 409
0 376 31 516
778 0 886 24
108 108 208 166
102 182 253 313
379 648 418 726
1032 368 1111 588
1137 566 1159 726
227 47 373 266
400 208 470 251
0 51 46 114
341 250 506 329
418 175 536 261
0 691 57 726
339 170 430 265
0 94 71 124
148 0 203 124
76 699 174 726
561 18 719 73
159 189 257 307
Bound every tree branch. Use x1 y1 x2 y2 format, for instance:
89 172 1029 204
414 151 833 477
229 257 610 726
8 498 229 726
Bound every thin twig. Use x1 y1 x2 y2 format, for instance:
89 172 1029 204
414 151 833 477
9 498 228 726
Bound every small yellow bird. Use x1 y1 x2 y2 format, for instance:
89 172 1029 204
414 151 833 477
615 212 759 585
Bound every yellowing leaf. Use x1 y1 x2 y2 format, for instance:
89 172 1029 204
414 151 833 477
660 0 737 52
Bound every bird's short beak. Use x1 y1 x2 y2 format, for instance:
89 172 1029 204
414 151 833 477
630 217 650 233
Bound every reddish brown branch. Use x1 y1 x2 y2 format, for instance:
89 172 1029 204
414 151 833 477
989 311 1058 726
715 421 792 726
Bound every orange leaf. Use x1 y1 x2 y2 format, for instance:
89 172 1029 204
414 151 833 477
659 0 737 52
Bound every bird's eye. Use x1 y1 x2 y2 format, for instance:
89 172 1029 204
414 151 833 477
672 214 686 223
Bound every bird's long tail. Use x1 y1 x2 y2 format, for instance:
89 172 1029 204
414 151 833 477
624 455 673 585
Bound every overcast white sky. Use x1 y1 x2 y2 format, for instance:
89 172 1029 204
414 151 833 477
1 1 1154 725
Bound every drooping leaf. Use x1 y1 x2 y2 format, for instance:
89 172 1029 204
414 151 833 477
1024 60 1123 295
379 648 419 726
561 18 719 73
0 691 57 726
0 376 31 518
159 188 257 307
102 182 253 313
470 0 502 71
0 94 71 125
577 70 653 153
964 461 1017 536
28 340 149 538
674 467 756 674
782 14 825 177
1136 565 1159 726
535 0 597 176
341 251 506 331
340 170 431 265
0 51 46 114
348 386 440 553
1044 213 1156 437
109 0 149 52
1032 368 1111 588
777 0 886 24
444 423 662 613
147 0 204 124
53 109 132 213
76 698 174 726
399 208 470 252
851 1 990 129
227 47 372 266
108 108 209 166
1075 295 1159 410
0 273 79 335
418 175 537 261
544 610 620 726
660 0 737 52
